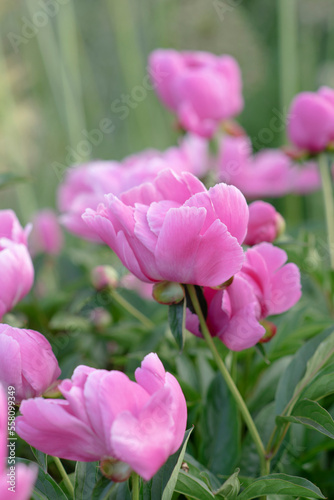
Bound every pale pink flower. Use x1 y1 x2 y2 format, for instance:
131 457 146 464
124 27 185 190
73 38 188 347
29 209 64 256
244 201 284 246
17 353 187 481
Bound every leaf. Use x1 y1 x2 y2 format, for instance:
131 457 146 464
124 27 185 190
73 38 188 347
0 172 29 190
277 399 334 439
199 373 240 475
161 428 193 500
301 362 334 401
74 461 100 499
141 428 193 500
168 299 186 351
237 473 325 500
17 458 68 500
214 469 240 499
293 330 334 401
31 447 48 473
275 328 334 415
91 476 116 500
174 470 215 499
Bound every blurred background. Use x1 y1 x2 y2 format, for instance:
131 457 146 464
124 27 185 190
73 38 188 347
0 0 334 224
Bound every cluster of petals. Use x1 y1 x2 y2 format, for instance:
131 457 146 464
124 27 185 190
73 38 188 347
16 353 187 481
244 201 284 246
57 134 208 242
83 169 249 288
29 209 64 256
0 385 37 499
217 135 321 199
0 324 61 403
149 49 243 137
288 86 334 153
186 243 301 351
0 210 34 321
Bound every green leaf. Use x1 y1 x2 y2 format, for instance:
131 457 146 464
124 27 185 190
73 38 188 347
199 373 240 475
293 330 334 402
17 458 68 500
237 473 325 500
161 428 193 500
141 428 193 500
74 461 100 499
301 362 334 401
277 399 334 439
214 469 240 499
0 172 29 190
174 470 215 499
168 299 186 351
31 447 48 473
91 476 115 500
275 328 334 415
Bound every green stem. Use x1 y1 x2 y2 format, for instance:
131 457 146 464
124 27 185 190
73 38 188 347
53 456 74 498
111 290 154 329
186 285 267 476
319 153 334 270
131 472 140 500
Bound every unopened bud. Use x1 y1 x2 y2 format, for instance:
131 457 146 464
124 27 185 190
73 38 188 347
91 266 118 290
259 320 277 343
90 308 112 330
100 458 132 482
275 213 286 239
152 281 185 305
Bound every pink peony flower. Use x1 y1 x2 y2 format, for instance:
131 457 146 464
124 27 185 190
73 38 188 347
187 243 301 351
217 135 321 198
83 169 249 287
244 201 285 246
57 135 208 242
120 273 154 301
149 49 243 137
288 87 334 153
0 324 61 403
17 353 187 481
29 209 64 256
0 385 37 499
0 210 34 321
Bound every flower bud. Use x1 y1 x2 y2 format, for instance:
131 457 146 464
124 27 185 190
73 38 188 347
91 266 119 290
100 458 132 483
244 201 285 246
152 281 185 305
90 308 112 330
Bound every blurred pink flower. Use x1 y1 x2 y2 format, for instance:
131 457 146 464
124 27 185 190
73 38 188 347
17 353 187 481
83 169 248 287
0 210 34 321
244 201 284 246
120 273 154 300
29 209 64 256
149 49 243 137
57 135 208 241
187 243 301 351
288 87 334 152
0 385 37 499
0 324 61 403
217 135 321 198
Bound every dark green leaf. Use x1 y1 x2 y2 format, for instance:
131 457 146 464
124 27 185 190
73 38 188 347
141 428 193 500
17 458 68 500
277 399 334 439
302 362 334 401
74 461 100 499
174 470 215 499
275 328 334 415
168 300 186 351
200 373 240 475
91 476 115 500
214 469 240 499
237 473 325 499
31 447 48 473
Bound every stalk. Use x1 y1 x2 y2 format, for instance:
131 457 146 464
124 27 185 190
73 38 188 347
319 153 334 270
53 456 74 498
131 472 140 500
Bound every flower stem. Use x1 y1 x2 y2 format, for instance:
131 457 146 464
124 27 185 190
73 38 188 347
319 153 334 270
131 472 140 500
186 285 267 476
111 290 154 329
53 456 74 498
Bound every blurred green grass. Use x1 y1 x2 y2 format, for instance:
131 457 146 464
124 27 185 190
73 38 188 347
0 0 333 225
